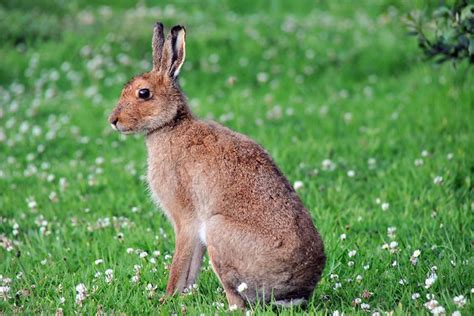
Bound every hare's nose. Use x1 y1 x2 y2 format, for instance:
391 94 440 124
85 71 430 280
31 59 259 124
110 118 119 130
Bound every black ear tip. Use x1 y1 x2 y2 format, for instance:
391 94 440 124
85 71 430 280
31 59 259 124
154 22 164 30
171 25 186 34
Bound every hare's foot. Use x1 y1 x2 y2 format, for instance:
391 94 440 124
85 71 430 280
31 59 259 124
207 245 245 310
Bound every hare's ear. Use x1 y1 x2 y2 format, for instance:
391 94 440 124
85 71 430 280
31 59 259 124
161 25 186 79
152 22 165 71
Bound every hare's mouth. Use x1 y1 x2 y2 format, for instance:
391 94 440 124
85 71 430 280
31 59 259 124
111 123 134 135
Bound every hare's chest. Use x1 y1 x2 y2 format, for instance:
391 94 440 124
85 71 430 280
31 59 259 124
146 157 181 225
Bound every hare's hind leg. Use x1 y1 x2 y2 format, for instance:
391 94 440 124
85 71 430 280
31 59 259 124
207 244 246 309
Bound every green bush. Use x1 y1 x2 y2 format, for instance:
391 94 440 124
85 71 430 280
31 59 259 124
405 0 474 64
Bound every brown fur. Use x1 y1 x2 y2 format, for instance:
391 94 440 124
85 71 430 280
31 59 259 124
108 23 325 309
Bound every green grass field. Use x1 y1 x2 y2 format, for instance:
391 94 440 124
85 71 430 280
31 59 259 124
1 0 473 314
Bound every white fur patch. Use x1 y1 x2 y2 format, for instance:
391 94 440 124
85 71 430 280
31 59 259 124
274 298 307 307
229 304 238 311
199 222 206 245
237 282 248 293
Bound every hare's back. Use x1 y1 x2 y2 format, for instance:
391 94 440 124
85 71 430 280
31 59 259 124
192 122 308 229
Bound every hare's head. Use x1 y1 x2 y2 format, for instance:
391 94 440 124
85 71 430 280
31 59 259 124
108 23 187 134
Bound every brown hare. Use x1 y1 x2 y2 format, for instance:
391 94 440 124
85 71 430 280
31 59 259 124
108 22 325 309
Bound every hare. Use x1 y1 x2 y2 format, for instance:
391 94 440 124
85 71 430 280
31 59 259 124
108 22 326 309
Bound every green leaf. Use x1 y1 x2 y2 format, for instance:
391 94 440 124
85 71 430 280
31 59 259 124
433 6 452 18
460 4 474 21
469 39 474 56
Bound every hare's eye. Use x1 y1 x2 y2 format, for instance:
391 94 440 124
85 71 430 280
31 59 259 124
138 88 151 100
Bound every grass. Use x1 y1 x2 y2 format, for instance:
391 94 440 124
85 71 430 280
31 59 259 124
0 0 473 314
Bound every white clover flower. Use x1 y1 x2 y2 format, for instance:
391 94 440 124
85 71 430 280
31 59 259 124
131 275 140 283
256 72 269 83
431 306 446 315
0 286 10 299
330 274 339 280
94 272 102 278
105 269 113 283
146 284 155 291
94 259 104 265
410 249 421 265
212 302 225 309
424 299 439 311
126 248 134 254
59 178 68 191
348 261 355 267
387 227 396 238
356 275 363 282
153 250 161 257
343 112 352 123
368 158 376 169
139 251 148 258
381 203 390 211
421 150 430 157
237 282 248 293
333 282 342 290
452 311 461 316
59 296 65 304
433 176 443 185
415 159 424 166
26 197 37 209
412 293 420 300
340 233 347 241
75 283 87 305
361 303 370 311
293 181 304 191
133 265 142 273
424 272 438 289
453 295 466 308
353 297 362 305
321 159 336 171
229 304 238 311
347 170 355 177
447 153 454 160
348 250 357 257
